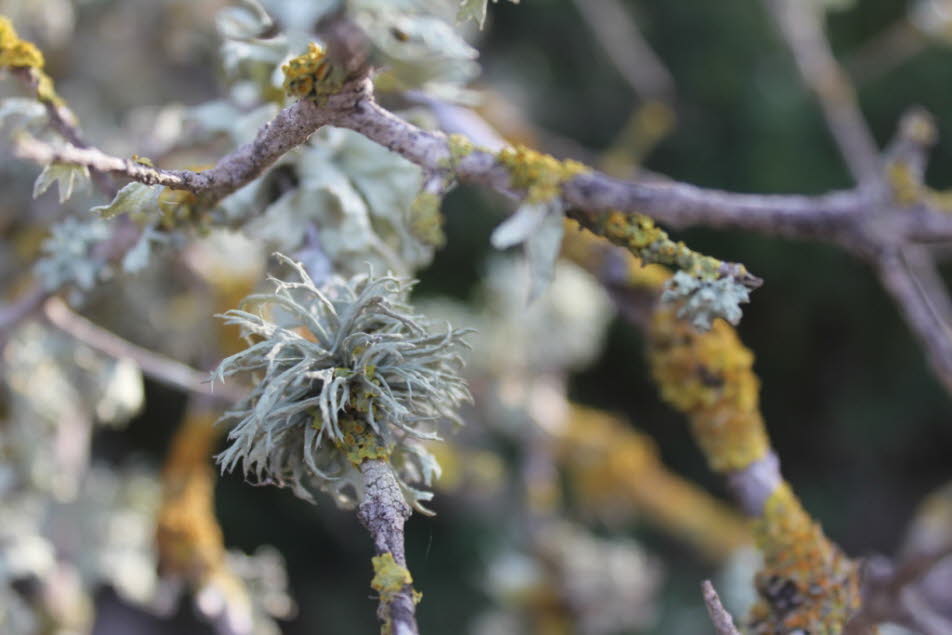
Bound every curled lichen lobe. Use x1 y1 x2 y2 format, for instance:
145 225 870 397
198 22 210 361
282 42 342 101
497 144 589 203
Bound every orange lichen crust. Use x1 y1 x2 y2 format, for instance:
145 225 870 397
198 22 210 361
156 408 227 582
496 144 589 203
0 15 60 104
747 483 860 634
557 405 750 562
282 42 342 102
647 304 770 473
335 415 391 465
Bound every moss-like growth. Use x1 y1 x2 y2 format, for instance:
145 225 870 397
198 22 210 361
497 144 589 203
747 484 860 634
647 304 770 472
281 42 344 103
408 191 446 247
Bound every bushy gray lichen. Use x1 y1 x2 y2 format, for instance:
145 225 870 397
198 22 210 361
34 217 109 292
213 254 471 511
660 271 751 331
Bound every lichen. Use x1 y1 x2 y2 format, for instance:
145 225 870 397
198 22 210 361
214 254 472 510
747 484 860 634
647 304 770 473
886 161 922 207
281 42 344 103
557 405 750 561
570 210 759 329
497 144 589 203
408 191 445 247
370 552 413 603
0 16 60 104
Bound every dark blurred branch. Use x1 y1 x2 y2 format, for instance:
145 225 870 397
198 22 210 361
761 0 880 184
571 0 675 101
43 297 247 403
702 580 741 635
845 18 927 85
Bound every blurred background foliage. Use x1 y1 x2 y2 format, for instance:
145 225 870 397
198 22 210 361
2 0 952 633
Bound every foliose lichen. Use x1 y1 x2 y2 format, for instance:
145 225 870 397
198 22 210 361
660 271 751 331
213 254 471 511
34 217 110 292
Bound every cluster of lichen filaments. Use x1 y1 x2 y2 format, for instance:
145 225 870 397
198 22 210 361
497 144 589 203
748 484 860 634
647 304 770 473
281 42 342 101
214 255 471 510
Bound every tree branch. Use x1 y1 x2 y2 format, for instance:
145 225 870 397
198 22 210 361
43 297 247 403
761 0 880 184
356 458 420 635
702 580 742 635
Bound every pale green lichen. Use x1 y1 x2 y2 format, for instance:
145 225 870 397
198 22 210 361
214 254 471 510
34 217 110 292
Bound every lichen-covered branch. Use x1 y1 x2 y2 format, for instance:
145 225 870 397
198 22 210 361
556 405 750 562
647 300 861 632
357 459 420 635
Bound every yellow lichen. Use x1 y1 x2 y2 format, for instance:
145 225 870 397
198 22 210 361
560 218 671 291
647 304 770 472
448 133 474 165
557 405 750 562
156 409 227 583
497 144 589 203
747 484 860 634
0 16 60 104
371 552 413 602
887 161 921 207
335 416 391 465
282 42 342 102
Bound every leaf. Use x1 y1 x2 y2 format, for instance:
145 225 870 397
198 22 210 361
89 182 160 220
457 0 521 29
457 0 488 28
490 200 549 249
524 201 565 300
490 199 565 300
32 163 90 204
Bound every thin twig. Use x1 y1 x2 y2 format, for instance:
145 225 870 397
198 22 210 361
762 0 880 184
701 580 742 635
43 297 247 403
876 249 952 395
572 0 675 101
